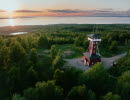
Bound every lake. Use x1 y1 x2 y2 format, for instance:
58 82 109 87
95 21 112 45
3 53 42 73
10 32 28 35
0 17 130 27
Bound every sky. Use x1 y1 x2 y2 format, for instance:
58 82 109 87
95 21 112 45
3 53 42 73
0 0 130 18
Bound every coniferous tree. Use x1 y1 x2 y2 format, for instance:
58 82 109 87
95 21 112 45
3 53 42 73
16 37 29 51
24 80 63 100
67 85 88 100
10 41 26 63
54 69 64 86
50 45 57 59
29 48 38 64
67 85 96 100
83 40 89 51
63 67 82 94
52 50 63 70
23 66 38 88
87 90 96 100
74 35 85 47
109 41 118 51
103 92 121 100
8 66 20 93
38 35 49 48
81 63 109 95
0 45 11 68
12 94 26 100
74 37 80 47
117 70 130 100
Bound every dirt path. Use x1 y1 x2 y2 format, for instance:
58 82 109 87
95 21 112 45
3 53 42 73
65 53 127 71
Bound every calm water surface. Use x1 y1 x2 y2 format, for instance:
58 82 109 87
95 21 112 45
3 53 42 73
0 17 130 27
10 32 28 35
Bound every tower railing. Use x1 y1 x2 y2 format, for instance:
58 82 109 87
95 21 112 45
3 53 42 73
88 37 101 42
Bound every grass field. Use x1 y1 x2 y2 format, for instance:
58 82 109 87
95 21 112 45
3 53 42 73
37 44 129 59
56 44 85 59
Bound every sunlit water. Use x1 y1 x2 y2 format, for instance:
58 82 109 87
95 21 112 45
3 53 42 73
10 32 28 35
0 17 130 27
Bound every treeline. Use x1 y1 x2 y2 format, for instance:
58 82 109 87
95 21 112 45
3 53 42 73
101 30 130 48
31 24 130 34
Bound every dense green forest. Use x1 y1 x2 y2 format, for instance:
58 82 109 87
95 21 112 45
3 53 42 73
0 24 130 100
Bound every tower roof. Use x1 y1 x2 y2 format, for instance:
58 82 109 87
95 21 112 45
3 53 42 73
89 54 101 59
84 53 101 59
88 34 101 38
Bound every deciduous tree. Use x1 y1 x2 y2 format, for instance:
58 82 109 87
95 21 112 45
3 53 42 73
103 92 121 100
24 80 63 100
117 70 130 100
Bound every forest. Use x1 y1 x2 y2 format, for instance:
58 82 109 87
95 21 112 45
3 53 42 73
0 24 130 100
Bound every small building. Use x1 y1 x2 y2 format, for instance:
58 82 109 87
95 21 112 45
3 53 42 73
82 34 101 66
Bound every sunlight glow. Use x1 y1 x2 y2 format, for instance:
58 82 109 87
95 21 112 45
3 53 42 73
0 0 20 12
8 19 15 26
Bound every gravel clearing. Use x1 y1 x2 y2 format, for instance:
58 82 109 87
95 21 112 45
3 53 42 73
65 58 90 71
101 53 127 69
65 53 127 71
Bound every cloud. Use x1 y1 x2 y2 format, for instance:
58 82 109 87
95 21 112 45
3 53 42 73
47 9 83 13
88 9 130 17
84 9 114 13
14 10 43 13
95 10 113 13
1 9 130 17
0 10 6 12
47 9 117 15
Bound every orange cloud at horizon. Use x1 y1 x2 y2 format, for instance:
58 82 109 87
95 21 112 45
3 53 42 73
0 11 90 18
0 9 130 18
